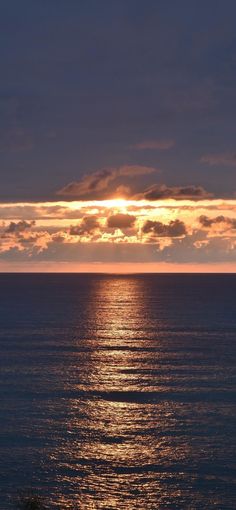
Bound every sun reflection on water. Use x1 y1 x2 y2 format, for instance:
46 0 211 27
61 276 169 509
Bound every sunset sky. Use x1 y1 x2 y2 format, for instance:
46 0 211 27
1 1 236 271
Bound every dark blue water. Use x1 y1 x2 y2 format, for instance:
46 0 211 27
0 274 236 509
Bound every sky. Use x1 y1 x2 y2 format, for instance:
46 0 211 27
1 0 236 271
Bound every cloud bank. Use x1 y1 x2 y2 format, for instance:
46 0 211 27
0 198 236 270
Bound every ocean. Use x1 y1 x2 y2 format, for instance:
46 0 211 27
0 273 235 509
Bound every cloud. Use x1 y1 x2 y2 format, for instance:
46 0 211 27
199 215 236 229
160 233 236 264
107 213 136 229
4 220 35 234
201 152 236 167
0 199 236 266
135 184 212 200
113 185 131 197
69 216 100 235
142 219 187 237
131 139 175 150
57 165 156 198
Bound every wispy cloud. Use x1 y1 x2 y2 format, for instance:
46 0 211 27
131 139 175 150
134 184 212 200
57 165 156 199
201 152 236 166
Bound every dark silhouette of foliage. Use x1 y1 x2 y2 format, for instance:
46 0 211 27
15 491 48 510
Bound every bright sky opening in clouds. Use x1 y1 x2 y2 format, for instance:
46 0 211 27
1 198 236 272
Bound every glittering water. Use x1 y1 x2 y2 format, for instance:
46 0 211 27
0 274 236 509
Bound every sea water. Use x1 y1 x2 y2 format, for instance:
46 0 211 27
0 274 235 509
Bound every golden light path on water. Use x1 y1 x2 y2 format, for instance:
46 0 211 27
78 278 156 509
49 276 196 510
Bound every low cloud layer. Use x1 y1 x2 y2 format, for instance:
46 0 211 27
0 198 236 268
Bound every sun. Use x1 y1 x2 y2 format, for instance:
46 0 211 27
102 198 130 208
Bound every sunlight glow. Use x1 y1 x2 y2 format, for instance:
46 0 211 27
0 198 236 271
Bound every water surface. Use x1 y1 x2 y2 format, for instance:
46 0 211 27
0 274 236 509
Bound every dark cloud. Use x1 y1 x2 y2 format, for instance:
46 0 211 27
5 220 35 234
135 184 212 201
201 153 236 167
107 213 136 229
142 219 187 237
69 216 100 236
199 215 236 229
57 166 156 199
131 139 175 150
